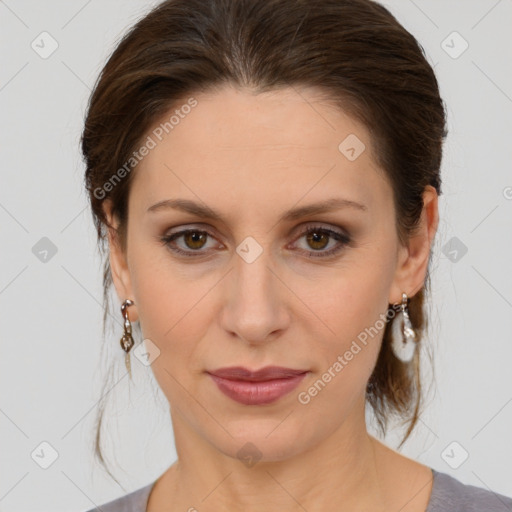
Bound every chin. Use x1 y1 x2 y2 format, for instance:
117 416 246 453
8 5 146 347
207 417 314 464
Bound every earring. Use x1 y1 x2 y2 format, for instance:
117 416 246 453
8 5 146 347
390 292 417 363
120 299 135 379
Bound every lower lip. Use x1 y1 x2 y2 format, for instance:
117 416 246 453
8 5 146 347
208 373 307 405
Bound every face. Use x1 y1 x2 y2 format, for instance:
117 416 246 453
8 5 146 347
106 84 435 463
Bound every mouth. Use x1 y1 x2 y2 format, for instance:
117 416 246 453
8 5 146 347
206 366 309 405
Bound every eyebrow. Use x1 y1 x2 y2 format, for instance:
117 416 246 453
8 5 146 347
146 197 367 223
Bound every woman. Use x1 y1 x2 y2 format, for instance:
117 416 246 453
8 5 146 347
82 0 512 510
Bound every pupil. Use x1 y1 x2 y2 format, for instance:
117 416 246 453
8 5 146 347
308 231 328 250
187 231 205 248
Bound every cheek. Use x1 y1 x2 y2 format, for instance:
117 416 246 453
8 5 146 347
296 291 387 421
128 250 217 386
319 254 395 339
308 245 396 384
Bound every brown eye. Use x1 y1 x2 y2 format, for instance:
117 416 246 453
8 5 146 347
182 231 208 250
160 229 216 257
305 230 330 251
160 225 350 259
294 225 351 258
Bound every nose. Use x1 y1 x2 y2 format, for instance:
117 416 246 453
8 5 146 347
220 245 291 346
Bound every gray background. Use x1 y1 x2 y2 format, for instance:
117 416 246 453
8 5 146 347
1 0 511 510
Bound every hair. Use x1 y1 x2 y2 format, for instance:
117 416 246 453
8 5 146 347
81 0 447 483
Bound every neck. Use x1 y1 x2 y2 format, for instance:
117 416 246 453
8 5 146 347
150 403 398 512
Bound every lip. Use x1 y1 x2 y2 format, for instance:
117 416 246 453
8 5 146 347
206 366 309 405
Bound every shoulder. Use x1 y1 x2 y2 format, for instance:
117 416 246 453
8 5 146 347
427 469 512 512
84 481 156 512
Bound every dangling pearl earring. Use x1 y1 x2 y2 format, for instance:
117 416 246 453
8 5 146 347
390 292 417 363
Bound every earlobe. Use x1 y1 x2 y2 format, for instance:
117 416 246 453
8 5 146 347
388 186 439 304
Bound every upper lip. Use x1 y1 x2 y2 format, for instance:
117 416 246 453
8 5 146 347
207 366 308 382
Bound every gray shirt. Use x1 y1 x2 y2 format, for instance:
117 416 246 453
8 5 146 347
85 468 512 511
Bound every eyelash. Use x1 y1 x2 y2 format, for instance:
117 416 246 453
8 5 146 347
159 225 351 259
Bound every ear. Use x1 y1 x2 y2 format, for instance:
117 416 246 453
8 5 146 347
102 199 139 323
388 185 439 305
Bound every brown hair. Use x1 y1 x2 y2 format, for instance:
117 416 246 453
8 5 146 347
81 0 447 482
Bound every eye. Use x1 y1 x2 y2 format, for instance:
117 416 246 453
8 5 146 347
160 228 220 257
291 225 351 258
159 224 351 259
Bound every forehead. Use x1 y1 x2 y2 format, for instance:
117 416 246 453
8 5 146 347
130 84 391 218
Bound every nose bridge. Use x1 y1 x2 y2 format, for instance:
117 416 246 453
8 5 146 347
236 244 273 301
222 239 288 344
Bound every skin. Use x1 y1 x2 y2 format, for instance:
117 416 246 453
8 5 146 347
104 83 439 512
